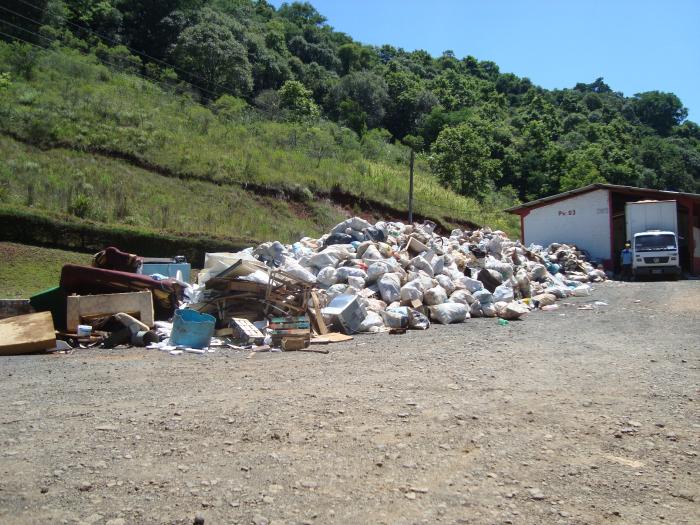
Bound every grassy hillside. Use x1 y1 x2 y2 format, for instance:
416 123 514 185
0 44 518 241
0 242 92 298
0 134 346 241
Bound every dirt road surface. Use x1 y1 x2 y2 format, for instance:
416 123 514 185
1 281 698 525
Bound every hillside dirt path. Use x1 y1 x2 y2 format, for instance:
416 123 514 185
1 281 698 525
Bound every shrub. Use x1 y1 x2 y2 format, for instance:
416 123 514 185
68 194 93 218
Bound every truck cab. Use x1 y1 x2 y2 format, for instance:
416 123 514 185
632 230 681 278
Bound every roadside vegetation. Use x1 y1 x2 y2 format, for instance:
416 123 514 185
0 242 91 298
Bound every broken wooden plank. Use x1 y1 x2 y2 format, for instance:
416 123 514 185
309 291 329 335
0 311 56 356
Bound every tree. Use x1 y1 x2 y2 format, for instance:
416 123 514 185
429 123 498 200
326 71 388 129
277 2 327 27
119 0 204 60
338 99 367 136
279 80 319 120
171 13 252 97
560 149 606 191
630 91 687 135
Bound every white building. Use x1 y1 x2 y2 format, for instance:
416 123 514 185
506 184 700 273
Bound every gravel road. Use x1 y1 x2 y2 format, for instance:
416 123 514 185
1 280 698 525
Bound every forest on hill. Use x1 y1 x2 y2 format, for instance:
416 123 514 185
1 0 699 209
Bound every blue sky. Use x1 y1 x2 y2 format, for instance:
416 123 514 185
270 0 700 123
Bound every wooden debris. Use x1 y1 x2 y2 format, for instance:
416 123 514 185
310 332 354 345
309 291 329 335
0 312 56 356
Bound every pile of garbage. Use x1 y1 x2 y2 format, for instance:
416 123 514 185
0 218 607 357
189 217 606 334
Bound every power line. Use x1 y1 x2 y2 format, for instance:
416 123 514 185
0 20 199 98
10 0 240 97
2 1 241 100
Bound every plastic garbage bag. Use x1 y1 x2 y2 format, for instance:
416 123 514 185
366 261 391 283
497 301 529 320
588 269 606 282
532 293 557 307
400 280 423 303
454 276 484 293
361 244 382 260
470 301 484 318
382 307 410 329
336 266 368 282
493 283 515 302
409 255 434 277
485 256 514 280
477 268 503 292
309 245 352 269
378 273 401 303
358 311 384 332
408 309 430 330
529 263 548 282
572 284 591 297
280 259 316 284
515 268 531 298
449 289 474 305
347 275 365 289
481 302 497 317
316 267 338 287
424 285 448 306
431 255 445 275
436 274 456 295
327 283 350 299
330 217 372 236
473 289 494 305
429 303 468 324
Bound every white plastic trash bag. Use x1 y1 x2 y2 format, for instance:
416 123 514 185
366 261 391 283
336 266 368 282
429 303 468 324
454 276 483 293
572 284 591 297
449 289 474 305
280 259 317 284
400 280 423 303
473 289 494 305
358 311 384 332
493 283 514 303
381 307 410 329
316 267 338 287
308 245 352 269
378 273 402 303
436 274 455 295
347 275 365 289
424 286 448 306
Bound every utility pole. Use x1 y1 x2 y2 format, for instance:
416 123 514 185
408 148 414 224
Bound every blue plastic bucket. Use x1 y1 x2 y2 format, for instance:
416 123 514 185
170 309 216 349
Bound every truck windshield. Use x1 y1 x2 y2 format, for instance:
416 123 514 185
635 234 676 252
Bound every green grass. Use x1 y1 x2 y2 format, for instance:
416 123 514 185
0 134 346 242
0 44 518 236
0 242 92 298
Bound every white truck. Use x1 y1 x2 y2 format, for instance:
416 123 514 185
625 200 681 278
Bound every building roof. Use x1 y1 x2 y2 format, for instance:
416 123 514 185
505 183 700 214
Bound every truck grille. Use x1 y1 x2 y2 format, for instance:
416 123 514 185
643 256 669 264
